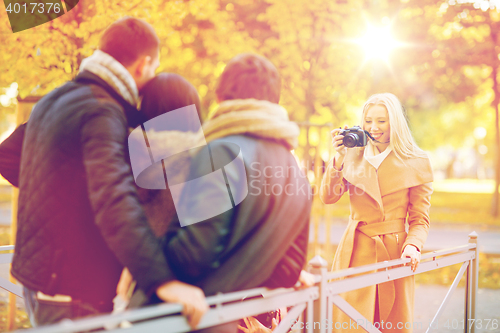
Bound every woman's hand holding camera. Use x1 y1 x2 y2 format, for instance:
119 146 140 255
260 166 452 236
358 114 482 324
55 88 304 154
331 125 348 170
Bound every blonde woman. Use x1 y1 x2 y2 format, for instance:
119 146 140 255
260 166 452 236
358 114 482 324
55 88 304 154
320 93 433 332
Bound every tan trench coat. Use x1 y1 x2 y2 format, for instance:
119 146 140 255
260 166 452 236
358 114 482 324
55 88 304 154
320 147 433 333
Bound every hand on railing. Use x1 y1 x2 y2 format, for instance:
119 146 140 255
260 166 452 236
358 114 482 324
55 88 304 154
238 315 278 333
156 280 209 329
295 270 316 289
117 267 134 301
401 244 421 272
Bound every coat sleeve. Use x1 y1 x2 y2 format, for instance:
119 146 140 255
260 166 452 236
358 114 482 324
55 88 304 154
262 222 308 289
0 123 26 187
163 144 235 282
319 156 348 204
80 105 174 296
402 182 433 252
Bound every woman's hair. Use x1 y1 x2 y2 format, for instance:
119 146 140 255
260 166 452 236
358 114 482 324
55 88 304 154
216 53 281 103
141 73 201 132
360 93 427 159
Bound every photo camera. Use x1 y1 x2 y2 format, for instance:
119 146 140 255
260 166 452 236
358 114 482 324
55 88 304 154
339 126 369 148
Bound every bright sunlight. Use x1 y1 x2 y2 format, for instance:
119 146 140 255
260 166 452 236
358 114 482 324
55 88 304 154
357 25 400 62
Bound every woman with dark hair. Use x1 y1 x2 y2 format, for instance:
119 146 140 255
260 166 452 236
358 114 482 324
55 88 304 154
127 73 203 239
141 73 202 132
116 72 204 308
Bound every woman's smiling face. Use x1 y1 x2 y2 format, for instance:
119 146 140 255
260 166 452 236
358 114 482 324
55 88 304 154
363 104 390 150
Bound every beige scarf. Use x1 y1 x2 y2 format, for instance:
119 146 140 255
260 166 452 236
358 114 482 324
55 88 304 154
79 50 140 107
202 99 299 150
135 99 300 236
138 98 300 186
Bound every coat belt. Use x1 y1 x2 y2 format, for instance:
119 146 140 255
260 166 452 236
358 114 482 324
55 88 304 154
338 218 406 324
356 219 405 237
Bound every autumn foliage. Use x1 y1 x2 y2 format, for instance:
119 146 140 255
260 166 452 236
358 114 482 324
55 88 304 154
0 0 499 214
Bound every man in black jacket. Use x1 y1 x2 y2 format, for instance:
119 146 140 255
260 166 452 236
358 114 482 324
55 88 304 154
3 17 206 328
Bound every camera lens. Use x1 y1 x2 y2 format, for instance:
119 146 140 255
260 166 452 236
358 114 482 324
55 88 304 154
343 134 359 148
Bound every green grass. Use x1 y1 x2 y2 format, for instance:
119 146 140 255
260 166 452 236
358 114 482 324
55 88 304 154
2 179 499 226
0 193 10 203
429 179 500 226
430 191 500 226
313 179 500 226
0 228 11 247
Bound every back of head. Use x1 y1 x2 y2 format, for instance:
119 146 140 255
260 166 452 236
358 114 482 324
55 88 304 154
216 53 281 104
141 73 201 132
99 17 159 67
361 93 426 159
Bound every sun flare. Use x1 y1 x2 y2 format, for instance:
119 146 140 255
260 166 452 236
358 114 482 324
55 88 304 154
357 25 400 62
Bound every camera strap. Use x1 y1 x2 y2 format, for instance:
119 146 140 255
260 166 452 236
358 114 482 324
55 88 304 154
364 130 390 144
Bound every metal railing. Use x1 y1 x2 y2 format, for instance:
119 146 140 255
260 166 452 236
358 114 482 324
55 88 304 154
1 233 478 333
0 245 22 298
312 232 479 333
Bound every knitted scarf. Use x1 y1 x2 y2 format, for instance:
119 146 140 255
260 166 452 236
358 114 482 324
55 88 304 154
203 98 299 150
79 50 140 107
136 99 300 236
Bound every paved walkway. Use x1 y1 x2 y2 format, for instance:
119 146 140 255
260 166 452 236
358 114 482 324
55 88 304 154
414 285 500 333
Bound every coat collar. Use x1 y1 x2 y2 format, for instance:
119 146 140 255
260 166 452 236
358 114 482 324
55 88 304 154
364 141 392 170
343 147 433 209
74 71 146 128
343 148 383 209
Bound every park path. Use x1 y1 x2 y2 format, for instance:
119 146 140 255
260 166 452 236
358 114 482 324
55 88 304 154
413 285 500 333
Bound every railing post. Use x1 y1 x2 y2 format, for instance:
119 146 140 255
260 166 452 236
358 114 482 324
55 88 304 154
309 255 328 333
465 232 478 333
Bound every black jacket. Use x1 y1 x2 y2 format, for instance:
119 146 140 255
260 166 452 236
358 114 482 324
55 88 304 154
163 135 311 296
9 71 174 310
